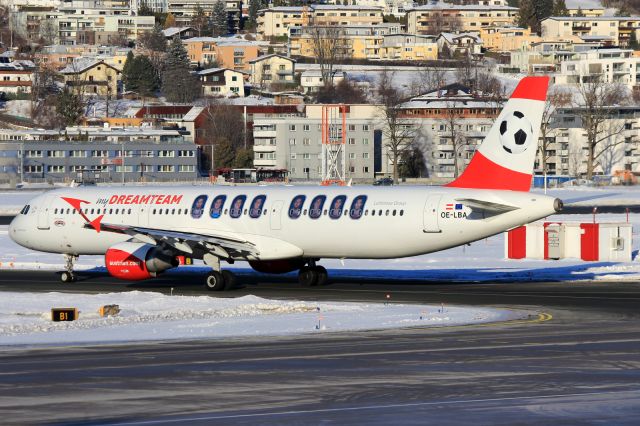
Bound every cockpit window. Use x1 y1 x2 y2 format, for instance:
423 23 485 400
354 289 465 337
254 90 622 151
349 195 367 219
21 205 30 215
191 195 208 219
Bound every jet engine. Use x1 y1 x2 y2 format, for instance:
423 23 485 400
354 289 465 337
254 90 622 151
249 259 306 274
105 242 178 281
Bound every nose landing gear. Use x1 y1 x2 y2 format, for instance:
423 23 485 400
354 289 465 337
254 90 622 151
60 254 78 283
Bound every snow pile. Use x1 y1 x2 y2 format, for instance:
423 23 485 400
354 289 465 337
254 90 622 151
0 191 43 215
0 292 512 345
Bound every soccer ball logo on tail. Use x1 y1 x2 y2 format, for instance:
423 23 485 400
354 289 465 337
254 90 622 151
499 111 533 155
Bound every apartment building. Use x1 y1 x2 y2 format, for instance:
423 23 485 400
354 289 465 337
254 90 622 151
249 54 296 89
289 24 402 60
183 37 261 71
252 104 380 182
60 58 121 97
257 5 384 40
406 2 518 35
198 67 246 97
554 48 640 88
509 41 591 74
379 34 438 61
0 127 199 183
167 0 242 34
0 60 34 95
566 0 605 17
538 106 640 177
397 83 503 179
479 27 542 53
542 17 640 47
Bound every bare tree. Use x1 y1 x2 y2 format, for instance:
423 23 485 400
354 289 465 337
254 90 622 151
537 87 572 187
410 65 447 95
573 76 629 179
202 100 248 172
428 11 462 36
376 70 415 182
39 19 57 45
441 100 468 178
310 26 348 87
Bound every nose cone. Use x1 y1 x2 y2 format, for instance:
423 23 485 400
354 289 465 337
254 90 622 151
8 215 24 246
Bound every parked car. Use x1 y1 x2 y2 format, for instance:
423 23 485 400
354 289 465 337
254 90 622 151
373 177 394 186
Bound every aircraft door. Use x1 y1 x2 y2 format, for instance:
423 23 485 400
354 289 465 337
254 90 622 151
423 195 442 233
37 195 54 230
270 200 284 230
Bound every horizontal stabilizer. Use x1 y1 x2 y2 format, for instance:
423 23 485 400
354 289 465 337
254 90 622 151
455 198 519 214
560 193 618 205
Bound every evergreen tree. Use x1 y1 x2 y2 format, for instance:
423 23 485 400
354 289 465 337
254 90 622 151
214 137 236 169
575 6 584 17
211 0 228 36
247 0 263 31
55 88 84 127
551 0 568 16
161 36 200 103
138 1 153 16
121 51 136 91
164 12 177 29
234 147 254 168
139 24 167 52
191 4 209 36
518 0 553 34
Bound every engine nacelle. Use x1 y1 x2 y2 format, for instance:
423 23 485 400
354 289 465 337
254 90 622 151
105 242 178 281
249 259 305 274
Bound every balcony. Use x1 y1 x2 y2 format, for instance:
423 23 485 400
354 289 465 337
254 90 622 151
436 158 455 165
254 130 277 138
253 145 276 152
254 159 277 167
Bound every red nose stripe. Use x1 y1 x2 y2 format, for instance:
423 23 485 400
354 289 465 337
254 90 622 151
445 152 532 191
509 76 550 102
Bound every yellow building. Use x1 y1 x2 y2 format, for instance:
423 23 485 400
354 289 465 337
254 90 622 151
249 54 296 88
183 37 261 71
407 3 518 35
257 5 383 40
479 27 542 52
60 59 121 97
542 17 640 47
289 24 401 60
380 34 438 61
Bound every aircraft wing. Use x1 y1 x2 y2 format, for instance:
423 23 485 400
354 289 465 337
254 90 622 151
455 198 520 214
87 222 260 259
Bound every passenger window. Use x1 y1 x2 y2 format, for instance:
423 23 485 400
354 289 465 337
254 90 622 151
289 195 306 219
191 195 208 219
209 195 227 218
349 195 367 219
329 195 347 219
249 195 267 218
54 208 58 214
400 210 404 216
229 195 246 218
309 195 326 219
392 210 396 216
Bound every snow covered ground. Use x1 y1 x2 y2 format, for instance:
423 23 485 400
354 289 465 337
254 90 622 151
0 292 516 346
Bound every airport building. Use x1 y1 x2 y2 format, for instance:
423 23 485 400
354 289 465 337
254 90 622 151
0 128 200 184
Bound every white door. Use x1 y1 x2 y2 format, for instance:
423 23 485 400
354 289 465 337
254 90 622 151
270 200 284 230
423 195 441 233
37 196 54 230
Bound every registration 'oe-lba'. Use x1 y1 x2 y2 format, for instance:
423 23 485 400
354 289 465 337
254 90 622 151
9 76 562 290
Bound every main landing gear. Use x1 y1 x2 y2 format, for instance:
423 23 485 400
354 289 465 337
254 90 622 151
298 261 328 287
61 254 78 283
204 270 237 291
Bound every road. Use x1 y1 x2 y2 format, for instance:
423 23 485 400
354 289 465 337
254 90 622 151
1 271 640 425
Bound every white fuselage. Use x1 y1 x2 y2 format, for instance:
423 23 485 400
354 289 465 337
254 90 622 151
9 185 558 262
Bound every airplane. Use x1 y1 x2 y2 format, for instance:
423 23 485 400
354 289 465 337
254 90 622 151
9 76 562 291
